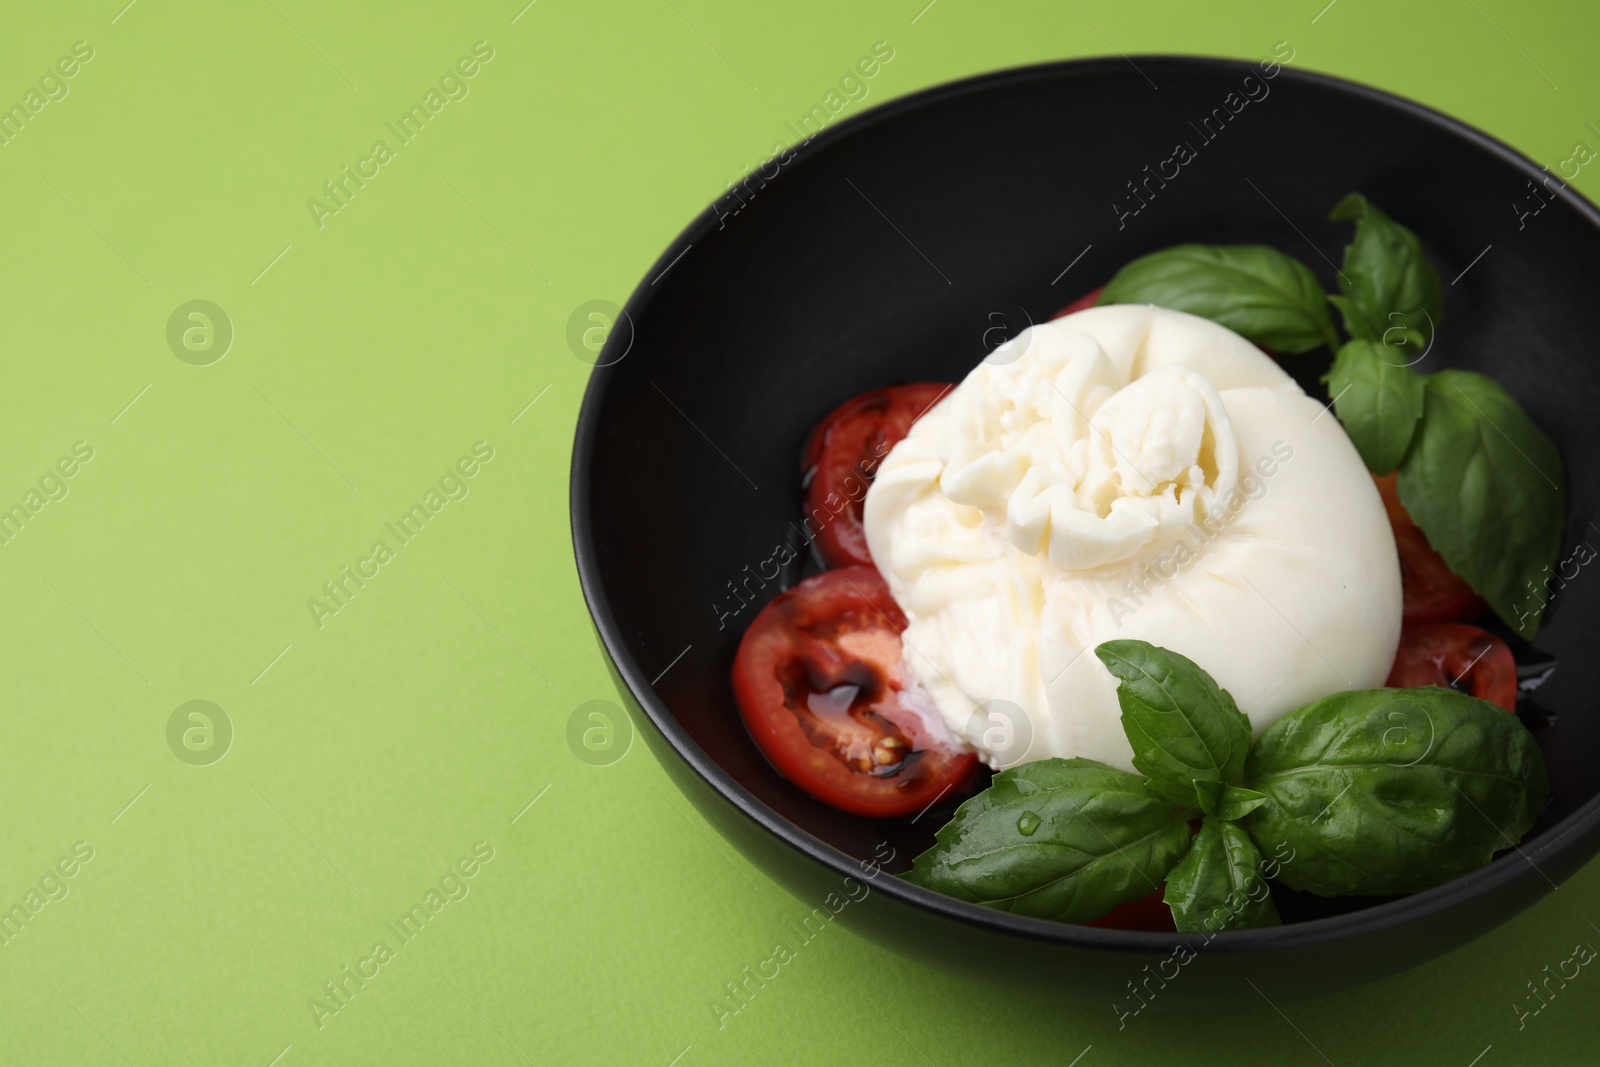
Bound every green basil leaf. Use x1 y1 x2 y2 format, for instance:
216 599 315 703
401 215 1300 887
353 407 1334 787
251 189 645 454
1325 339 1426 474
1214 785 1270 822
1164 817 1281 932
905 758 1192 923
1243 687 1548 897
1327 192 1443 347
1096 640 1253 808
1097 244 1338 353
1396 370 1566 639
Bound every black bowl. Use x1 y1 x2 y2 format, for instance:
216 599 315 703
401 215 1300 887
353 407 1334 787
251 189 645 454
571 55 1600 1003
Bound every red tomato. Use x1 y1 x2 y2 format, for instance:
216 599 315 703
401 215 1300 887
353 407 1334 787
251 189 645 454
1085 888 1176 932
731 567 980 818
1387 623 1517 712
801 383 951 568
1050 286 1104 319
1373 472 1488 624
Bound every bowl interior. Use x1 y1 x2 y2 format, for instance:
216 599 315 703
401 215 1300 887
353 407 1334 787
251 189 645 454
577 57 1600 930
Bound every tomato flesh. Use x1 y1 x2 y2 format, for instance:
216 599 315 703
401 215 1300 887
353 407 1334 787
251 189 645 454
731 567 979 818
802 383 951 568
1387 622 1517 712
1373 472 1487 624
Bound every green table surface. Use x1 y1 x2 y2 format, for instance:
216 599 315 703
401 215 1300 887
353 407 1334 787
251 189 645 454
2 0 1597 1063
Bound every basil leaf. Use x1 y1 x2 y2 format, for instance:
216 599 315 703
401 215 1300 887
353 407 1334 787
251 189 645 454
1325 339 1426 474
1096 640 1253 809
1327 193 1443 347
1396 370 1566 639
1215 785 1269 822
905 758 1192 923
1097 244 1338 353
1243 687 1548 897
1164 817 1281 933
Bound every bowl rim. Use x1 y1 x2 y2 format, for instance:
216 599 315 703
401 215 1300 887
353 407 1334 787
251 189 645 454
570 53 1600 953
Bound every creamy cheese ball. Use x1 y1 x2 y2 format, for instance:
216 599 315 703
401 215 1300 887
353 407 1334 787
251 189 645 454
862 304 1402 772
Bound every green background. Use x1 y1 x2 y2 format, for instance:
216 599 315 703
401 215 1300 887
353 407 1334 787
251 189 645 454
0 0 1596 1063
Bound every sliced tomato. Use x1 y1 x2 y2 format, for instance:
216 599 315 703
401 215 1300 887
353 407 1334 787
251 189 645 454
732 567 979 818
1373 472 1488 624
1387 623 1517 712
801 383 951 568
1085 888 1176 932
1050 286 1103 320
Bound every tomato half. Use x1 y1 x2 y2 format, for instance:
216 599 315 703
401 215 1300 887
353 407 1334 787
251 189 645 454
1050 286 1104 320
731 567 979 818
801 383 951 568
1373 472 1487 624
1085 888 1176 932
1387 623 1517 712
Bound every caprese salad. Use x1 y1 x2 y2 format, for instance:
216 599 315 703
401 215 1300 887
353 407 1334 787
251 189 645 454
729 193 1561 932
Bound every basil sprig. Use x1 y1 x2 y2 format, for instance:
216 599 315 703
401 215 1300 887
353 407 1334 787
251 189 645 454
906 641 1548 933
1397 371 1566 640
1164 818 1280 932
1094 192 1566 638
1096 639 1252 813
1244 686 1547 896
1098 244 1339 353
1326 192 1442 348
1323 198 1563 637
903 758 1192 923
1326 338 1426 475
